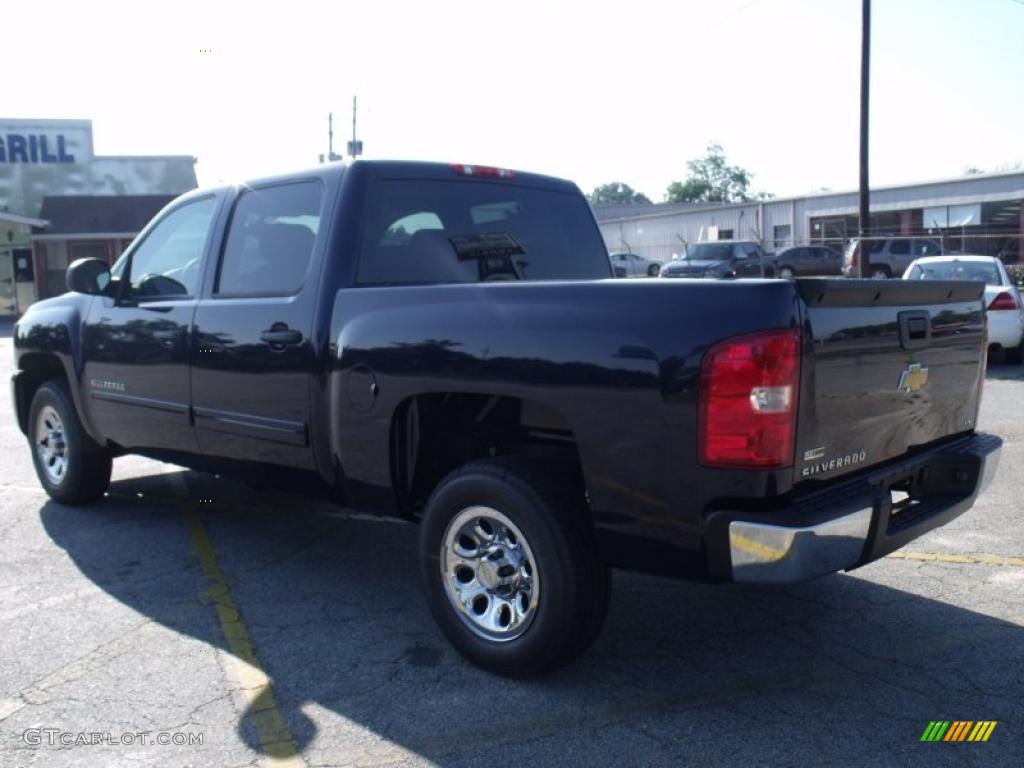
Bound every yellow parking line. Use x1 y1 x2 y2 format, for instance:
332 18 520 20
729 531 789 562
185 505 304 768
887 550 1024 568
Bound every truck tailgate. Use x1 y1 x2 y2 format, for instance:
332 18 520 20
794 279 987 483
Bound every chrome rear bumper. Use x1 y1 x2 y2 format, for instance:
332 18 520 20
709 432 1002 584
729 508 873 584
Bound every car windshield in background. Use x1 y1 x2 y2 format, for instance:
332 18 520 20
908 260 1002 285
685 243 733 261
357 180 611 285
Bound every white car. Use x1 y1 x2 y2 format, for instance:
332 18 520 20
903 255 1024 363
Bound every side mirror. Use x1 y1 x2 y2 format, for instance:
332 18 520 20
66 258 112 296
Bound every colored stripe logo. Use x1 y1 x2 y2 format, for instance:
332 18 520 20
920 721 997 742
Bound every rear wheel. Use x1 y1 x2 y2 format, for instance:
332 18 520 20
779 266 795 280
869 265 891 279
647 264 660 277
1006 340 1024 365
419 459 610 677
29 381 112 505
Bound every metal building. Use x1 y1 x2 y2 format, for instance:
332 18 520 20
594 171 1024 265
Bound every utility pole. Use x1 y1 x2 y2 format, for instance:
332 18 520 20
857 0 871 277
320 113 342 163
347 95 363 160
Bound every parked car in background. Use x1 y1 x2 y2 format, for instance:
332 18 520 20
609 251 661 277
904 255 1024 363
768 245 843 278
843 237 943 278
659 240 766 278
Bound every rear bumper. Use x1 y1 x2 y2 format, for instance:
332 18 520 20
704 432 1002 584
987 311 1024 349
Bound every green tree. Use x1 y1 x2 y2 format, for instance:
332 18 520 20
665 143 763 203
588 182 652 206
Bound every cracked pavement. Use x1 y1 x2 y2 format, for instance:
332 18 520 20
1 322 1022 767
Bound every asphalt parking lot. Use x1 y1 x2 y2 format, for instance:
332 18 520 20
1 321 1022 768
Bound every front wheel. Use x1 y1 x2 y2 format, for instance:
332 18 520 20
29 381 112 505
647 264 660 277
419 459 610 677
779 266 795 280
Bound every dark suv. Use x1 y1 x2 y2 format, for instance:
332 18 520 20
659 240 767 278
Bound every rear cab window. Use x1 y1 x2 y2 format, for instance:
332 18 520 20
356 180 610 285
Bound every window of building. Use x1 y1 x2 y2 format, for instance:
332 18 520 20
126 198 216 298
718 229 734 240
773 224 792 249
216 181 323 297
69 241 109 263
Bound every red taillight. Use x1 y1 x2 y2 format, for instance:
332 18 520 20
699 328 801 469
988 291 1019 311
450 163 517 179
850 245 859 268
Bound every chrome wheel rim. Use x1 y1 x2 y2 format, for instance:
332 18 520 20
780 267 794 279
35 405 68 485
441 506 539 642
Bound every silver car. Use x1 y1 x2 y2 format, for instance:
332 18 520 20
843 237 943 279
610 251 662 278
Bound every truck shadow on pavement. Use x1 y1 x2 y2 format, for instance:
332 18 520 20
40 468 1024 767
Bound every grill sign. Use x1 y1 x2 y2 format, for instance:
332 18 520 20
0 133 76 164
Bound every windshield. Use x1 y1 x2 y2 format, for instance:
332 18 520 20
907 260 1002 285
684 242 734 261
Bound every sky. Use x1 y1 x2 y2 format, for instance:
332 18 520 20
5 0 1022 200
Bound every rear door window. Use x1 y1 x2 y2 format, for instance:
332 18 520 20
889 240 910 256
357 180 611 285
216 181 323 297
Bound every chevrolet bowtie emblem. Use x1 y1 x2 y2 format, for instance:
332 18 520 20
898 363 929 392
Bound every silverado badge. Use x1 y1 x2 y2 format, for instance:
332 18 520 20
898 363 929 393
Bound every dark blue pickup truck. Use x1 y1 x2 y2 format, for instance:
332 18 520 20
11 160 1001 676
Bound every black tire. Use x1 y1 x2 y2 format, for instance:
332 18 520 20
869 265 891 279
1006 341 1024 365
419 458 610 677
28 381 112 505
647 264 660 277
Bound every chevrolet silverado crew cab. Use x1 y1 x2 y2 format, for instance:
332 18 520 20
12 161 1001 676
